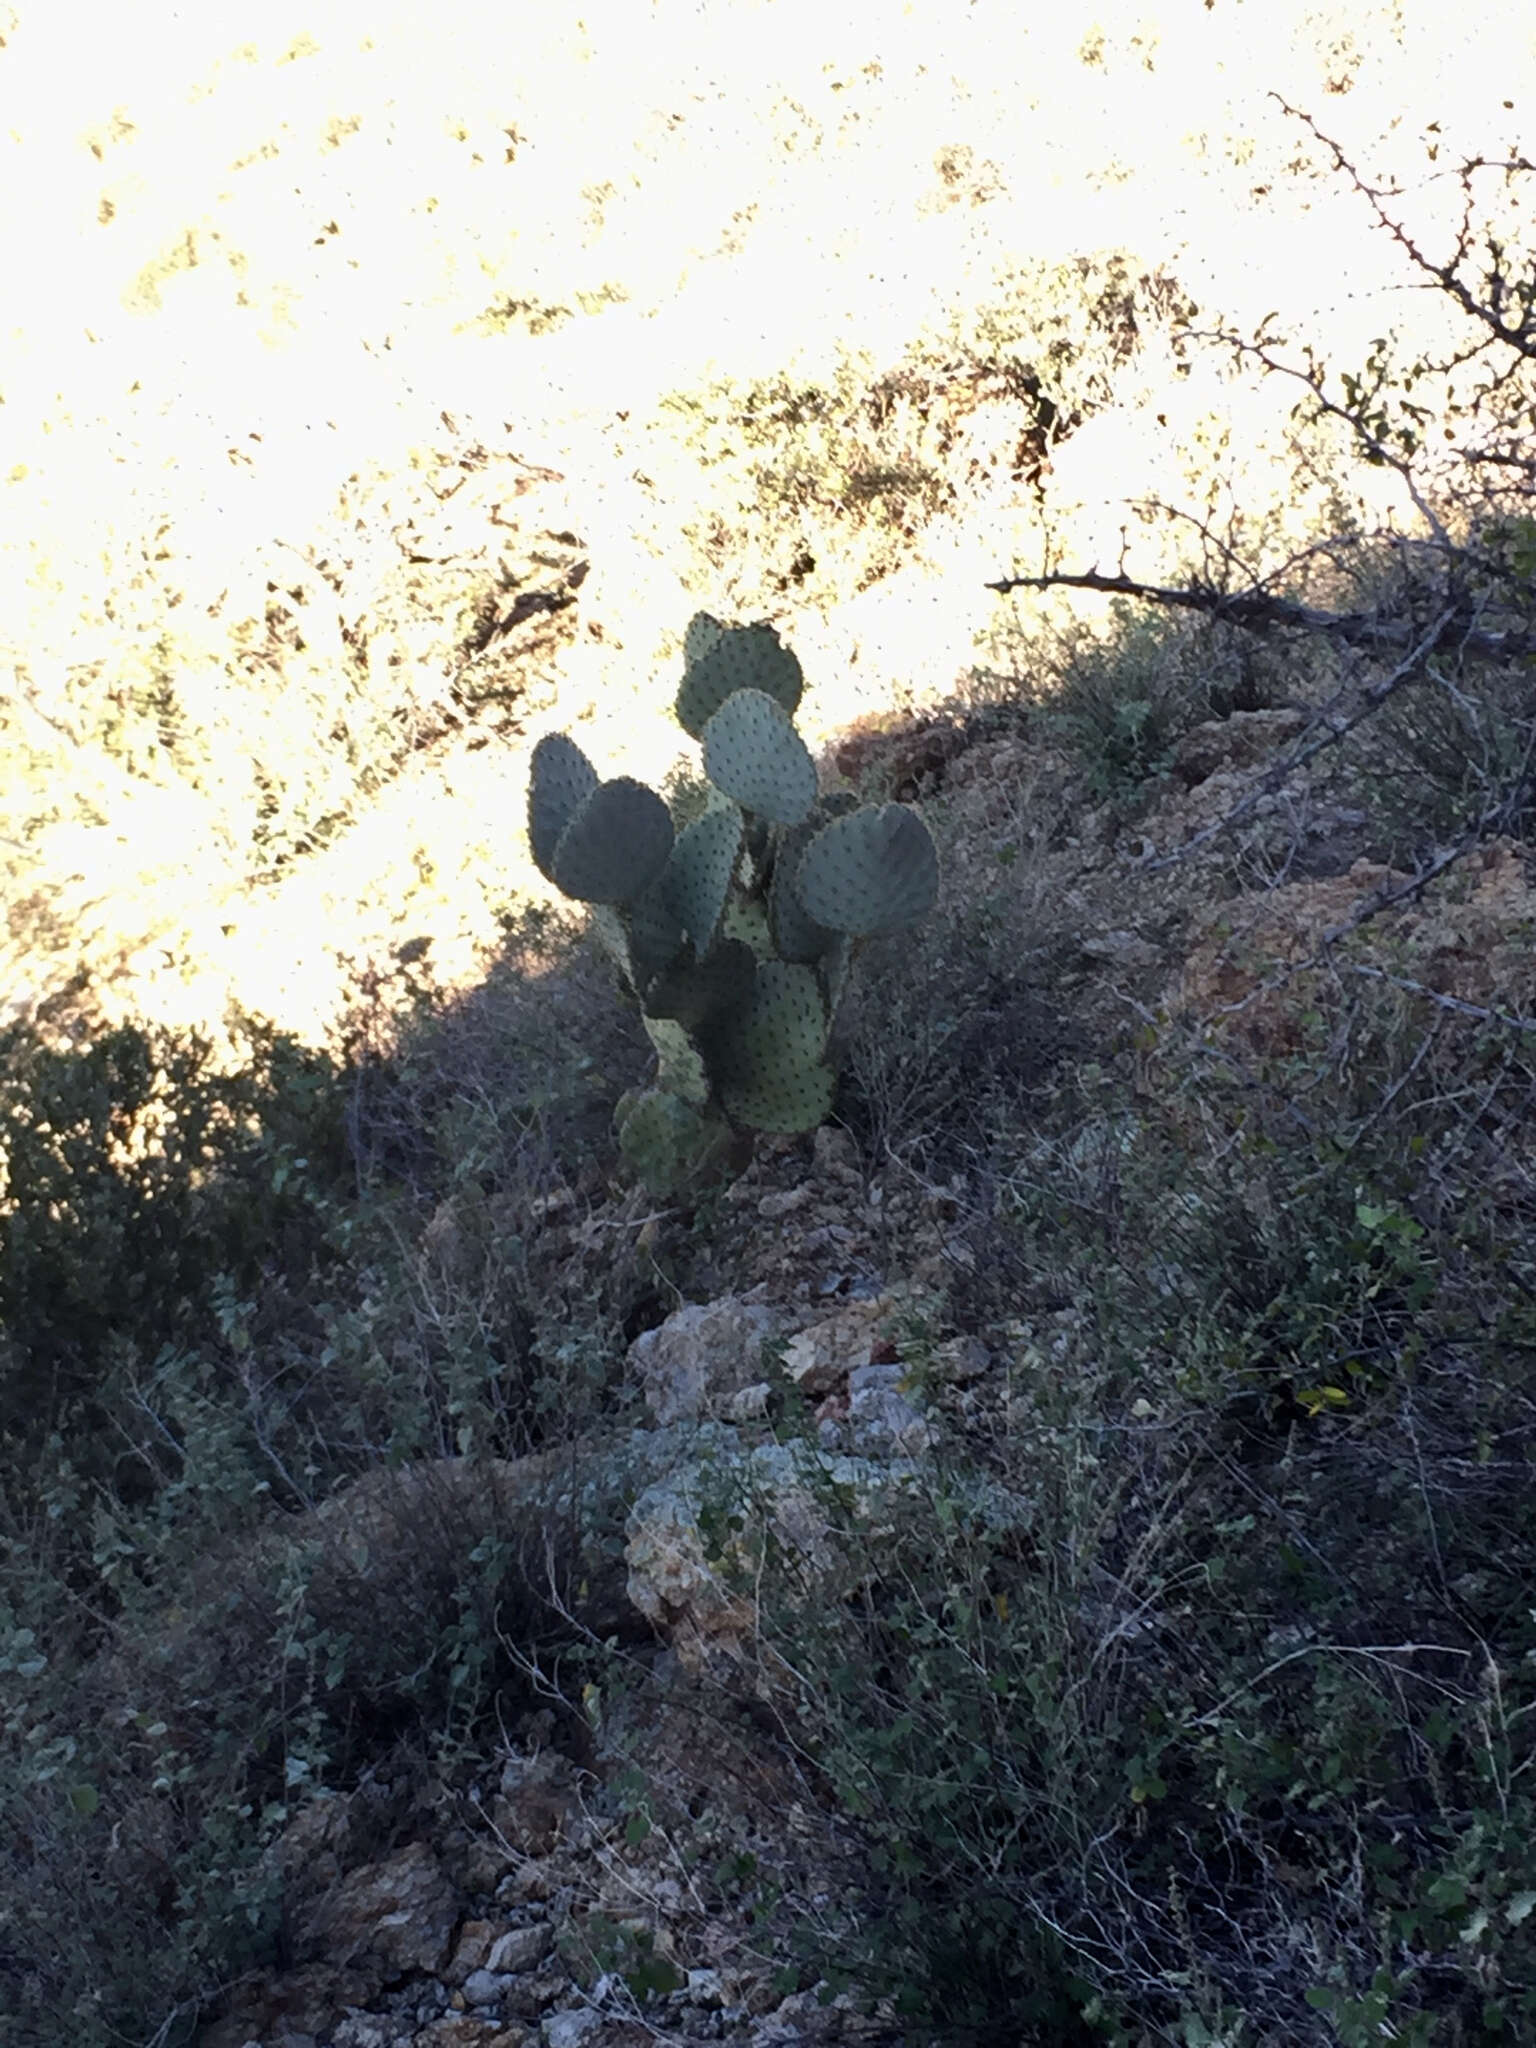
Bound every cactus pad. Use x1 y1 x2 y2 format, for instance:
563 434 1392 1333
616 1087 719 1196
644 1014 710 1105
721 895 774 961
676 621 804 739
702 688 817 826
528 733 599 881
664 803 743 953
623 879 687 990
683 611 728 669
793 803 939 937
769 820 840 963
551 777 675 904
642 936 756 1030
704 961 835 1133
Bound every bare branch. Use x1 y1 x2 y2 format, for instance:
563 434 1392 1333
1275 98 1536 364
1194 322 1455 549
985 566 1536 662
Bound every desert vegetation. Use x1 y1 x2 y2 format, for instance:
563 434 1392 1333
2 30 1534 2048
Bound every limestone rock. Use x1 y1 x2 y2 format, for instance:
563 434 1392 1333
488 1923 553 1973
1170 706 1308 788
1078 928 1163 969
625 1441 927 1678
305 1841 459 1979
848 1363 934 1457
930 1335 990 1382
627 1297 782 1425
447 1920 498 1986
543 2010 604 2048
781 1294 907 1397
811 1124 860 1179
463 1968 511 2006
199 1964 375 2048
492 1751 580 1858
416 2020 535 2048
330 2014 401 2048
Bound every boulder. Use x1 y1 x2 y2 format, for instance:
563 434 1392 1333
625 1439 929 1681
627 1298 783 1425
304 1841 459 1979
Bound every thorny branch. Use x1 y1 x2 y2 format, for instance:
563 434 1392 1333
1274 97 1536 368
983 566 1536 664
987 100 1535 1024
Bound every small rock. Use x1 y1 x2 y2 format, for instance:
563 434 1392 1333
1078 928 1163 969
782 1294 906 1396
492 1752 576 1857
487 1924 551 1974
501 1969 569 2019
686 1967 726 2007
542 2010 603 2048
724 1381 771 1420
849 1363 934 1456
447 1921 497 1986
931 1335 990 1382
812 1124 860 1177
463 1969 509 2007
497 1859 557 1903
330 2019 396 2048
416 2020 529 2048
1170 706 1308 787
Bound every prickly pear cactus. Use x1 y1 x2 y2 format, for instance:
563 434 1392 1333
526 611 939 1190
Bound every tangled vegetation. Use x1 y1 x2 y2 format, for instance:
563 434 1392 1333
3 100 1535 2048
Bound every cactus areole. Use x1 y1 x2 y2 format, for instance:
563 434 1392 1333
527 613 939 1190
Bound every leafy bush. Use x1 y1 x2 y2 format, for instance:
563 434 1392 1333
0 1016 347 1534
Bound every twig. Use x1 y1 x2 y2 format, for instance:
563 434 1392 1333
1186 1641 1471 1732
1135 603 1462 874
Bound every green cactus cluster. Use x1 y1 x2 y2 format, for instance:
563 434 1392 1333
527 613 939 1191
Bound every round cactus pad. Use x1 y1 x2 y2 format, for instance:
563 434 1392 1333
527 732 599 881
793 803 939 937
708 960 834 1134
702 689 817 826
676 621 805 739
617 1087 716 1197
551 777 675 904
721 893 774 961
